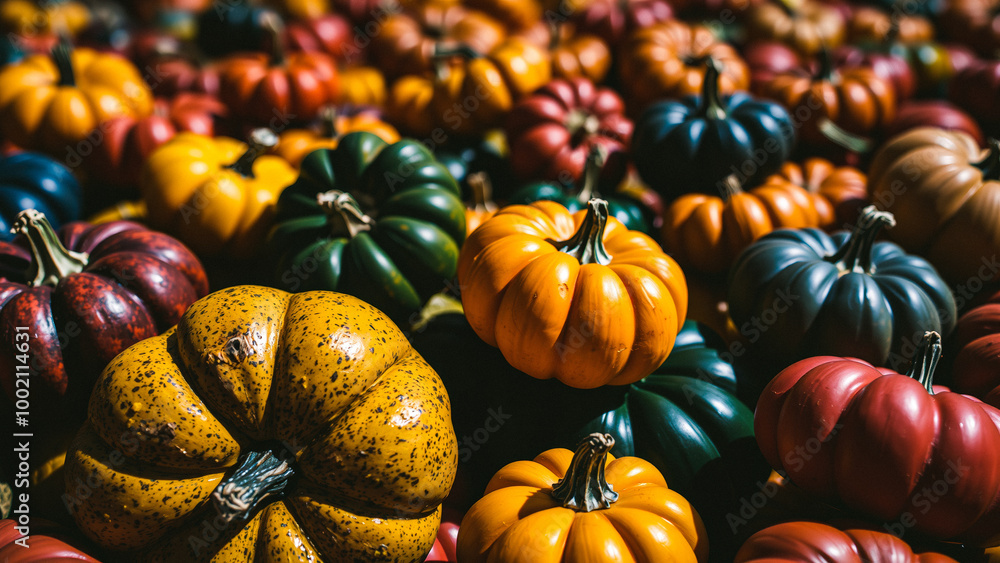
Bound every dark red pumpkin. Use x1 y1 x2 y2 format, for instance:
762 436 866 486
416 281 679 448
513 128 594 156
950 59 1000 129
570 0 673 47
953 290 1000 400
424 509 461 562
284 13 352 59
833 43 916 102
0 210 208 421
744 40 802 93
504 77 632 187
755 332 1000 546
884 100 984 145
145 54 220 98
87 93 227 188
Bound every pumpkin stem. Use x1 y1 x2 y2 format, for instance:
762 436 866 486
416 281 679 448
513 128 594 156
317 190 375 238
975 139 1000 181
566 110 602 147
211 449 295 525
775 0 799 17
827 205 896 274
574 144 607 204
11 210 88 287
815 46 835 82
906 331 942 395
548 198 613 266
698 57 727 120
817 118 873 154
431 43 483 61
51 37 75 87
467 173 497 213
548 20 562 51
226 129 279 178
718 174 744 202
260 12 286 66
319 106 339 139
551 433 619 512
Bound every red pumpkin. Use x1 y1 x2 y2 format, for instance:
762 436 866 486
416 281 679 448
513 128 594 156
885 100 984 145
88 93 227 188
954 290 1000 400
505 77 631 187
570 0 673 47
217 15 338 125
950 59 1000 128
0 518 101 562
755 332 1000 546
735 521 960 562
284 13 352 58
0 211 208 421
744 40 802 93
425 509 461 562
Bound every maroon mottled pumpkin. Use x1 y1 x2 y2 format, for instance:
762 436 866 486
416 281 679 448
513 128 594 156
0 210 208 420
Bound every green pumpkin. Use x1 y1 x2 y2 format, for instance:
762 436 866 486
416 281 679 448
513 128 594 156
267 131 466 325
410 307 768 558
507 144 651 233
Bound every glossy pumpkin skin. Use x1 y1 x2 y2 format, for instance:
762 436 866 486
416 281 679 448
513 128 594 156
140 131 298 258
88 93 227 189
755 343 1000 545
761 158 869 230
425 510 461 563
335 65 388 108
632 61 794 201
0 518 101 562
756 52 896 150
0 152 81 241
268 132 465 324
833 43 916 102
505 78 631 187
0 44 153 156
744 0 845 57
0 213 208 423
885 101 984 146
548 28 611 84
619 20 750 111
571 0 673 46
64 286 458 560
735 521 960 562
456 438 708 563
662 178 823 275
369 3 506 79
728 209 957 370
953 291 1000 398
745 40 802 93
218 49 339 125
284 13 351 58
0 0 90 38
509 181 651 235
457 200 688 388
867 128 1000 285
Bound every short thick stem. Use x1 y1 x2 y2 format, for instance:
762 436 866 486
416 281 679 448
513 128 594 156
827 205 896 274
548 199 612 266
976 139 1000 181
260 12 286 66
698 57 727 120
11 210 88 287
467 173 497 213
718 174 743 202
574 144 607 204
317 190 375 238
815 47 836 83
51 38 75 87
906 331 942 394
226 129 279 178
319 107 339 139
431 44 482 61
211 449 295 525
551 433 619 512
566 110 601 147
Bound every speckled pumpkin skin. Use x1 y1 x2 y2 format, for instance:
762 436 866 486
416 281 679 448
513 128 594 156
63 285 458 562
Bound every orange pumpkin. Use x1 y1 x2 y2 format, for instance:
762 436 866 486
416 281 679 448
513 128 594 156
334 65 388 108
619 20 750 112
456 433 709 562
458 199 688 388
0 0 90 37
662 175 823 274
759 158 869 230
548 23 611 83
272 107 400 167
744 0 845 57
0 41 153 156
847 6 934 45
386 73 438 137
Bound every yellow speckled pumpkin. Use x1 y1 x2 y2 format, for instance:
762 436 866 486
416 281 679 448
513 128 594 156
63 286 458 562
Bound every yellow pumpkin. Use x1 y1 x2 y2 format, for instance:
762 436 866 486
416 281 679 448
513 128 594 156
63 286 458 561
457 433 709 562
0 41 153 156
272 107 401 167
139 129 296 258
0 0 90 37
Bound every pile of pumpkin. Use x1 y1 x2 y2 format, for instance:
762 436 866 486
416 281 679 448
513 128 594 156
3 0 1000 561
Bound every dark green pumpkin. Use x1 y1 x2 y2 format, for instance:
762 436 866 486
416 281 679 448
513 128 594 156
507 145 651 233
409 308 769 554
435 135 515 203
632 57 795 202
728 206 957 372
267 131 466 325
